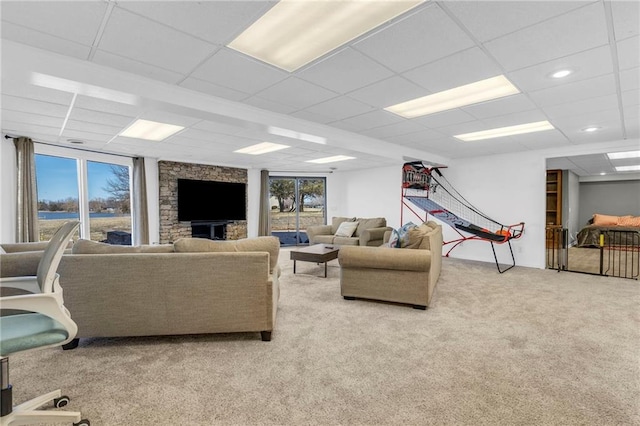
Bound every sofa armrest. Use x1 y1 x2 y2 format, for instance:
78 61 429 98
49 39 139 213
306 225 332 242
359 227 393 246
0 252 42 277
1 242 50 253
339 246 431 272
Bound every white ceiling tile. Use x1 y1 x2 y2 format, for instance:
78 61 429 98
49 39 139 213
298 48 394 94
513 130 570 150
353 4 474 73
506 45 614 92
300 97 375 123
1 1 107 45
346 76 429 108
479 110 549 129
551 109 622 134
619 67 640 92
190 120 246 136
190 48 287 94
289 110 333 125
59 128 114 143
383 129 445 145
611 0 640 40
1 95 70 118
403 47 502 92
560 118 624 143
241 96 298 115
444 1 592 42
542 94 619 120
92 50 183 84
1 21 91 60
1 110 64 129
413 109 477 129
435 120 495 137
98 8 216 74
622 89 640 107
138 111 201 128
361 120 425 139
64 119 122 136
484 2 609 72
179 77 249 102
2 120 60 137
528 74 617 107
462 94 538 120
69 108 135 128
116 1 272 45
1 84 73 106
616 36 640 71
332 110 405 132
252 77 337 110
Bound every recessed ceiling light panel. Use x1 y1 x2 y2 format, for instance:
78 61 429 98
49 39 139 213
454 120 555 141
607 150 640 160
615 165 640 172
385 75 520 118
550 69 573 79
228 0 424 72
120 119 184 141
234 142 290 155
582 126 601 132
306 155 355 164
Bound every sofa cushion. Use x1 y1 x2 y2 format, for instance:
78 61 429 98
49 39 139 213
174 238 237 253
139 244 175 253
335 221 359 237
354 217 385 237
235 236 280 273
313 235 336 244
333 236 359 245
331 217 355 234
72 239 141 254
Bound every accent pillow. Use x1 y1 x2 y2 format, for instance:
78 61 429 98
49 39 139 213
173 238 237 253
331 217 356 234
335 221 359 237
386 222 418 248
71 239 141 254
619 215 640 227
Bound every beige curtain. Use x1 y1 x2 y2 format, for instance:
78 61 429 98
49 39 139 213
258 169 271 236
132 157 149 245
14 137 39 242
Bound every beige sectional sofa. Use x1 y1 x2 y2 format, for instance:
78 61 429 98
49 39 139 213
0 236 280 344
306 216 392 246
338 221 443 309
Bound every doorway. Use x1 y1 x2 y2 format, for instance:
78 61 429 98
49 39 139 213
269 176 326 246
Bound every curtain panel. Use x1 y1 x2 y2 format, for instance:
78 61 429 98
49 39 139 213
132 157 150 245
14 137 39 242
258 169 271 236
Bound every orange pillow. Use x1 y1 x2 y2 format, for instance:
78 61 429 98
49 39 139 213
592 214 620 226
618 215 640 227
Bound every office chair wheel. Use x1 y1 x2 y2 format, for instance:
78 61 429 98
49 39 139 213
54 395 70 408
74 420 90 426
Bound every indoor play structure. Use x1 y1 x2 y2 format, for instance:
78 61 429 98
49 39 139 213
401 161 525 273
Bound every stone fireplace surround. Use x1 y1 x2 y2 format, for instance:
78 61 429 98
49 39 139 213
158 160 248 244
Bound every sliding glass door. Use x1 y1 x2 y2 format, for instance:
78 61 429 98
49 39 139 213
269 176 326 246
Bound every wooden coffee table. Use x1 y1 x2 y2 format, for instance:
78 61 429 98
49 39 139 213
290 244 340 278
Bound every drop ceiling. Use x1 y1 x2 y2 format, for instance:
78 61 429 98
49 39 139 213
1 0 638 175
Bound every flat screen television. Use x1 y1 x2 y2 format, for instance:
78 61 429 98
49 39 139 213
177 179 246 222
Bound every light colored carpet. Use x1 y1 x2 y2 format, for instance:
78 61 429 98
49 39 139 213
8 250 640 425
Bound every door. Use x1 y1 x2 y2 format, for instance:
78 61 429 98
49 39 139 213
269 176 326 246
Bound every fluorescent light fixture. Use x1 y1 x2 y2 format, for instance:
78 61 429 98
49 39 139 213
600 172 606 176
31 72 138 105
615 165 640 172
120 119 184 141
582 126 600 132
267 126 326 144
550 69 572 79
607 150 640 160
385 75 520 118
454 120 555 141
228 0 423 72
234 142 290 155
306 155 355 164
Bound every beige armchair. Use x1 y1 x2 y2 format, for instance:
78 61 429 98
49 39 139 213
338 221 443 309
306 216 392 246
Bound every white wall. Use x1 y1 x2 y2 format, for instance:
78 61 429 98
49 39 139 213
0 140 17 243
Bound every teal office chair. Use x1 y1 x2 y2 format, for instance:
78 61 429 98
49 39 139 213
0 221 89 426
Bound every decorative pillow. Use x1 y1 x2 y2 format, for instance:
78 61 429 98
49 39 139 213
335 221 359 237
592 214 620 226
331 217 356 234
71 239 141 254
173 238 237 253
386 222 418 248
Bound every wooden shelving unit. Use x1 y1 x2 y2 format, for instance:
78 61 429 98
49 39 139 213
546 169 563 249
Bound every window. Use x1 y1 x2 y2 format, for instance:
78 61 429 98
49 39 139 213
35 146 132 244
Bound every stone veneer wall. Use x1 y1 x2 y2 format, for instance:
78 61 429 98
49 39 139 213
158 161 248 243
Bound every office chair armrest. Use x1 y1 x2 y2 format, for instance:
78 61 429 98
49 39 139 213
1 292 78 344
0 276 41 294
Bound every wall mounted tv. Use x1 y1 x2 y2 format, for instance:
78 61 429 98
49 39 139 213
177 179 246 222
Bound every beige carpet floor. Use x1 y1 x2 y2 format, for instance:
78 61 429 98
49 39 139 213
8 250 640 425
